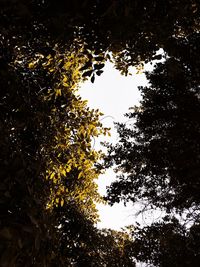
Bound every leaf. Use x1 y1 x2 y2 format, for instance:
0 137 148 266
50 172 55 179
79 61 93 71
55 89 62 97
152 54 162 60
78 172 83 179
63 82 69 87
106 54 111 60
82 70 93 77
28 62 35 69
96 70 103 76
91 74 95 83
61 169 66 176
58 59 64 68
60 199 64 207
95 56 104 61
65 165 72 173
85 52 93 60
94 63 105 70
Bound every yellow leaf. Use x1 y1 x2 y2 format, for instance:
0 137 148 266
50 172 55 179
55 89 62 97
28 62 35 69
62 76 68 82
65 165 71 173
78 172 83 179
60 199 64 207
61 169 66 176
63 82 69 87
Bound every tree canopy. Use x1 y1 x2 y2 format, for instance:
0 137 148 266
131 217 200 267
0 1 200 266
105 33 200 213
103 7 200 266
0 31 135 267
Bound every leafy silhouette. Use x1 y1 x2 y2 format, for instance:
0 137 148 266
0 1 200 266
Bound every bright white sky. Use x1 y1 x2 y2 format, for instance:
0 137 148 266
79 61 162 230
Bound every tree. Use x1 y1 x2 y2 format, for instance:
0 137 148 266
95 9 200 266
0 42 97 265
53 204 135 267
1 1 200 266
0 35 136 265
130 218 200 267
0 2 135 265
104 31 200 215
103 31 200 265
1 1 199 76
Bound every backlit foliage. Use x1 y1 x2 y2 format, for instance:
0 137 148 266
1 1 199 266
25 45 110 222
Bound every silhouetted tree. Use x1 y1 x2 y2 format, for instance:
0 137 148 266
131 218 200 267
105 32 200 215
1 1 200 266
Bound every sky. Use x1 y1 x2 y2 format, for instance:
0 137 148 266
79 61 161 230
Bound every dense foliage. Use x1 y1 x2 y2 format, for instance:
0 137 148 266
103 7 200 267
131 217 200 267
105 33 200 212
0 1 200 266
0 23 135 267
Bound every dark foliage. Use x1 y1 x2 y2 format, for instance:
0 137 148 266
105 32 200 213
1 1 200 266
131 218 200 267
